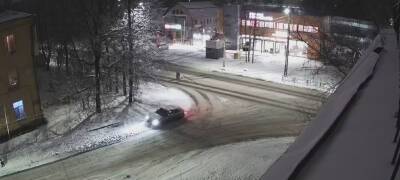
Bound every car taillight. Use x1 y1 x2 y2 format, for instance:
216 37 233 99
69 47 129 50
184 110 194 118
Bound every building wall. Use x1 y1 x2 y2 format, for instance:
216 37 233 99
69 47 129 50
239 10 323 59
164 4 220 43
223 4 240 50
0 17 44 139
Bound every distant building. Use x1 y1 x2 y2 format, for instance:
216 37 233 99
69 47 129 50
238 4 323 59
0 11 44 141
324 16 377 49
163 1 222 44
225 4 377 59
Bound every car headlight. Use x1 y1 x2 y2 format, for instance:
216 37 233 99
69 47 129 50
145 115 150 120
151 119 160 127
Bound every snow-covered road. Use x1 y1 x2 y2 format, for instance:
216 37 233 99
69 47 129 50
0 69 321 180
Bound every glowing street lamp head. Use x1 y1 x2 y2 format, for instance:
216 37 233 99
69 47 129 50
284 8 291 15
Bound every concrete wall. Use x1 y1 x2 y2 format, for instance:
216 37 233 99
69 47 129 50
223 4 240 50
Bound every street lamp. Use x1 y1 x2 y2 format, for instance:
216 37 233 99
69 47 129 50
284 8 290 15
283 7 291 77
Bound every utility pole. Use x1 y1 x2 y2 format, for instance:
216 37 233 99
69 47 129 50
244 8 249 62
247 11 251 63
283 7 291 77
251 12 257 63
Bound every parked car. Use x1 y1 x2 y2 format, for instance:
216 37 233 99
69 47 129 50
145 106 185 128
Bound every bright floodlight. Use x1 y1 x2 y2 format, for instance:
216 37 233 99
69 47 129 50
284 8 291 15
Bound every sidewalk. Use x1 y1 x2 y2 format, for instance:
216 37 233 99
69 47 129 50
0 82 195 177
166 44 343 91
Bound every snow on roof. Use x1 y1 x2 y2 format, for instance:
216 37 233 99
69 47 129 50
262 30 397 180
175 1 218 18
187 8 218 18
178 1 217 9
0 10 31 25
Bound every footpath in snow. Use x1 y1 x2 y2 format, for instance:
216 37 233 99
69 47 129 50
0 82 194 177
165 44 343 92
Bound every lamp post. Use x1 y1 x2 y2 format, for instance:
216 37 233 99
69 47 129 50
283 7 291 77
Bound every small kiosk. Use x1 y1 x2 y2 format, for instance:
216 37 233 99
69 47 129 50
206 40 225 59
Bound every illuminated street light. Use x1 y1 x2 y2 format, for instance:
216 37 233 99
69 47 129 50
284 8 291 15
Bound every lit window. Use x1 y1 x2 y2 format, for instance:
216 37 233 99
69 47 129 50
266 22 273 28
283 23 288 30
298 25 304 31
259 21 265 28
4 34 16 54
13 100 26 120
290 24 297 30
278 23 284 29
8 70 18 87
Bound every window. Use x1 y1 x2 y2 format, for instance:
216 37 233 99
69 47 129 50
4 34 16 54
8 69 18 88
283 23 288 30
277 23 284 29
298 25 304 31
13 100 26 120
290 24 297 31
265 22 273 28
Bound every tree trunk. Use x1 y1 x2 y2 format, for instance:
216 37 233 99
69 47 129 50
43 47 52 71
127 0 134 104
94 50 101 113
115 67 119 93
105 44 112 92
122 69 127 96
64 40 69 75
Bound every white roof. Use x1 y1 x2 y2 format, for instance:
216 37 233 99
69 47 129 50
0 10 31 25
178 1 216 9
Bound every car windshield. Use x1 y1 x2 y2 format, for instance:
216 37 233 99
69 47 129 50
155 108 169 116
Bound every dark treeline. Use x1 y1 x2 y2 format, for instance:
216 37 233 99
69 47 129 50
6 0 163 113
302 0 394 27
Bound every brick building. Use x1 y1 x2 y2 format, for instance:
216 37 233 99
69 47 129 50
0 11 44 141
239 5 323 59
163 1 223 44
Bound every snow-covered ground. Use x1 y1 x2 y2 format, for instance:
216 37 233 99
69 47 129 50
166 44 343 91
87 137 295 180
0 82 195 176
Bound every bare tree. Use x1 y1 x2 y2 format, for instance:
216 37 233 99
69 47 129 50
293 24 369 77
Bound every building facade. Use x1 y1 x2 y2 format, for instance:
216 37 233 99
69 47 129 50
239 5 323 59
163 1 222 45
228 4 377 60
0 11 44 141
